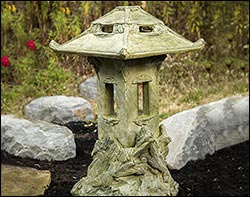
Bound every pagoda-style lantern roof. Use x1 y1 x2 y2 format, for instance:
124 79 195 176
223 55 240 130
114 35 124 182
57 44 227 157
49 6 205 59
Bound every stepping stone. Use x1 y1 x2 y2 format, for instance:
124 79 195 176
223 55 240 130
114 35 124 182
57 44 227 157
160 95 249 170
1 164 51 196
24 95 94 124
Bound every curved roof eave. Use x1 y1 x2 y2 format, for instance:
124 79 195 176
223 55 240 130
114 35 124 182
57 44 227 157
49 38 205 60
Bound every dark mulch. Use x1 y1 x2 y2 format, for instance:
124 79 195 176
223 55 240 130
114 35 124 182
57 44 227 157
1 121 249 196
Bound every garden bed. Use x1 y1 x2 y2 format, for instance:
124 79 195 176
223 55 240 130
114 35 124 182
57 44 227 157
1 121 249 196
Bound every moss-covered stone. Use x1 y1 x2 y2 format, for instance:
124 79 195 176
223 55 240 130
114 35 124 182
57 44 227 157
71 125 178 196
49 6 205 59
50 5 205 196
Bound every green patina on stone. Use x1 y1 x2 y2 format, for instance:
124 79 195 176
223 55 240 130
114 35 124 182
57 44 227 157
49 5 205 196
50 6 205 60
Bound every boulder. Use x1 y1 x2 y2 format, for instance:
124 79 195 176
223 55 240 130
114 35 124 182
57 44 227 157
24 95 94 124
160 95 249 170
1 115 76 161
79 76 97 101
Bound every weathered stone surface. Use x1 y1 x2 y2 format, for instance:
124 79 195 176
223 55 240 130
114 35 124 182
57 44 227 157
79 76 97 101
1 164 51 196
50 6 205 59
50 5 206 196
160 95 249 170
1 115 76 161
72 56 179 196
71 126 178 196
24 95 94 124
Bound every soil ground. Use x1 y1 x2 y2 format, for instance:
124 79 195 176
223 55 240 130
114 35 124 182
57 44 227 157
1 121 249 196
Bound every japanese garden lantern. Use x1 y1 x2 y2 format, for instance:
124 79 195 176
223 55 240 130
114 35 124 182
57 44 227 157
50 6 205 196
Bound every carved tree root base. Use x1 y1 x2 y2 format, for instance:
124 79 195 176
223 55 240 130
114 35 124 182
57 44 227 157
71 126 179 196
71 173 178 196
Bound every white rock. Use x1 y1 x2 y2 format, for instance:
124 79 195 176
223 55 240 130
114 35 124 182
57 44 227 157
79 76 97 101
24 95 94 124
160 95 249 170
1 115 76 161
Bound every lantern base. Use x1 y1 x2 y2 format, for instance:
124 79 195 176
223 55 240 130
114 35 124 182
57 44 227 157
71 125 179 196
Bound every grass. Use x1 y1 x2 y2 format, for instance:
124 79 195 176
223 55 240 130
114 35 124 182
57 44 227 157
158 54 249 120
1 73 88 118
159 79 249 121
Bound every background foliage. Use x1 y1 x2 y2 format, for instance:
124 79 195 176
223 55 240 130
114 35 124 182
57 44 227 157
1 1 249 118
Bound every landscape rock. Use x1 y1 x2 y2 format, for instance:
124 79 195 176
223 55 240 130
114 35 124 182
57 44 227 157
1 115 76 161
79 76 97 101
1 164 51 196
24 95 94 124
160 95 249 170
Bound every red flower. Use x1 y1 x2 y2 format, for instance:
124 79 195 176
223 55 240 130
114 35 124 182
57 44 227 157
26 39 36 50
1 55 11 67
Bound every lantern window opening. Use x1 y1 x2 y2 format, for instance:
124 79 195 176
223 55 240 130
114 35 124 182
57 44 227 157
101 25 113 33
105 83 117 116
139 25 154 33
137 82 149 116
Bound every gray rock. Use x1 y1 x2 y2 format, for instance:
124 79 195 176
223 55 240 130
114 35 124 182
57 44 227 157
160 95 249 170
24 95 94 124
1 115 76 161
79 76 97 101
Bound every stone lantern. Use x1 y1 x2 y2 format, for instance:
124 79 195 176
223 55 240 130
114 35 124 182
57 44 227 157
50 6 205 196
